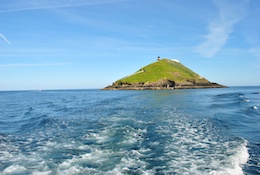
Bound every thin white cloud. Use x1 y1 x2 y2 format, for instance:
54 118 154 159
0 33 11 45
0 0 132 13
0 63 71 68
194 0 249 58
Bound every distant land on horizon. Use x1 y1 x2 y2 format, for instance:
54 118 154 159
103 58 226 90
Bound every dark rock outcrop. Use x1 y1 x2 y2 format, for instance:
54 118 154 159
103 79 226 90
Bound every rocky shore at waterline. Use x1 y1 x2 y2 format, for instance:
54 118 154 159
102 79 226 90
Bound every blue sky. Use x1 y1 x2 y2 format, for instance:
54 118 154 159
0 0 259 90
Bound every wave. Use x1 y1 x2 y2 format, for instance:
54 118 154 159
1 89 258 174
4 114 249 175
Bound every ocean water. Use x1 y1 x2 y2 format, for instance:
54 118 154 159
0 87 259 175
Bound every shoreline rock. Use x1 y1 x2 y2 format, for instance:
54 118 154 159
102 81 227 90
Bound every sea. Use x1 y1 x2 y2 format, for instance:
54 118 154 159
0 87 259 175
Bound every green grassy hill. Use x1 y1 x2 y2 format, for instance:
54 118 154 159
115 58 209 85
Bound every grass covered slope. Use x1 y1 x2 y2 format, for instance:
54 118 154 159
103 58 225 90
118 59 209 85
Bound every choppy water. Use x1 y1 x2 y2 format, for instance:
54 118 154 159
0 87 259 175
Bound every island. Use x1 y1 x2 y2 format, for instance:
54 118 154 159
103 58 226 90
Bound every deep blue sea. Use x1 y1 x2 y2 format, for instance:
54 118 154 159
0 87 259 175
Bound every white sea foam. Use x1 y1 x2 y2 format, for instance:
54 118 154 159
207 142 249 175
121 128 146 145
107 149 153 175
58 165 83 175
82 130 110 144
2 88 259 174
3 165 28 174
77 144 91 150
0 108 250 175
153 113 250 175
54 117 151 175
32 171 52 175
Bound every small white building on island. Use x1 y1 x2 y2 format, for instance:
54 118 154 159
171 59 180 63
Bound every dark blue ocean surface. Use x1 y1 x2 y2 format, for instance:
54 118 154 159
0 87 259 175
